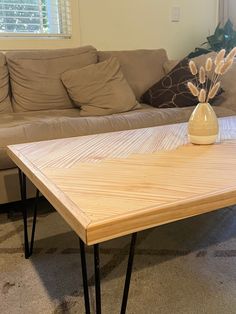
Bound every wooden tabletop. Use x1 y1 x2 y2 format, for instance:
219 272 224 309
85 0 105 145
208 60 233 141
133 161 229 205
7 116 236 245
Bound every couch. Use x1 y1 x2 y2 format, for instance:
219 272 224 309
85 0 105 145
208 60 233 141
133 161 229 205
1 45 236 204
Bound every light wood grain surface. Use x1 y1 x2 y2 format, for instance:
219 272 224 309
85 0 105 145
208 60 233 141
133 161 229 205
7 116 236 245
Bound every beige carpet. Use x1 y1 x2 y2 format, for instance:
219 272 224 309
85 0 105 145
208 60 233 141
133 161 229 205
1 201 236 314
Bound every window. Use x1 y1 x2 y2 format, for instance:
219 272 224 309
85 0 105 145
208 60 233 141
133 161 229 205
0 0 72 38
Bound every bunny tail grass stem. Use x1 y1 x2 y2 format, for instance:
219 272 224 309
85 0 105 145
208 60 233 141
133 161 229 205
205 58 213 72
225 47 236 62
220 59 234 75
189 60 198 75
214 49 226 66
199 66 206 84
205 58 213 98
198 89 206 103
207 82 221 102
187 82 199 97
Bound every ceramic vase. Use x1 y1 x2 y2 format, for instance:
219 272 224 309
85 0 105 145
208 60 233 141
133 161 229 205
188 102 219 145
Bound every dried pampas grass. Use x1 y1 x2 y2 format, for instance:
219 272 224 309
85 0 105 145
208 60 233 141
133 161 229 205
199 66 206 84
198 89 206 103
220 59 234 74
188 46 236 104
214 49 226 65
225 47 236 62
208 82 221 100
189 60 198 75
205 58 213 72
215 60 224 74
187 82 199 96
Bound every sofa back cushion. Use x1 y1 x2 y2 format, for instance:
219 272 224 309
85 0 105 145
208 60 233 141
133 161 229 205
163 52 217 75
98 49 168 101
0 52 12 113
217 60 236 110
6 46 98 112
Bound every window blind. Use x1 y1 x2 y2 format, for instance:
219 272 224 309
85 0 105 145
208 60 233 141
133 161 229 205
0 0 72 38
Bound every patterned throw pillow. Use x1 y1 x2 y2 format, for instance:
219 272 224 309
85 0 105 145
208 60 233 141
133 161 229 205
141 57 223 108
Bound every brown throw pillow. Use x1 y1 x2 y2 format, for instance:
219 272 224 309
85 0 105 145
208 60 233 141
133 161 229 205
61 57 140 117
141 57 223 108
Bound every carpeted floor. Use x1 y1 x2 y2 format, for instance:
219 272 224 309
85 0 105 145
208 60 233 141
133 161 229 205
1 200 236 314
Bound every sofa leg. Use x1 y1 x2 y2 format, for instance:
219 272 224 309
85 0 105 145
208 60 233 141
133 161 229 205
18 168 39 259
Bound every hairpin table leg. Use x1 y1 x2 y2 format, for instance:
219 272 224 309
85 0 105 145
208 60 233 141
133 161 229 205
94 244 101 314
79 239 91 314
18 168 39 259
120 233 137 314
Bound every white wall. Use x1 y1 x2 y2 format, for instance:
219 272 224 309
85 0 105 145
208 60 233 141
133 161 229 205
228 0 236 26
78 0 219 59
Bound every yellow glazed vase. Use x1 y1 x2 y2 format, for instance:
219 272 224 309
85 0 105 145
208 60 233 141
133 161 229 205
188 102 219 145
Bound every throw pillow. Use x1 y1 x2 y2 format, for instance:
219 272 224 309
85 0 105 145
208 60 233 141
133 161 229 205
141 57 222 108
61 57 140 117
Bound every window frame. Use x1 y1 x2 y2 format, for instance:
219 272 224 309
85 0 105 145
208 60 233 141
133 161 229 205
0 0 79 50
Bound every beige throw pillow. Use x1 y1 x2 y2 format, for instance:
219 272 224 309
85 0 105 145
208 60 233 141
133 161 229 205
6 46 97 112
61 57 140 117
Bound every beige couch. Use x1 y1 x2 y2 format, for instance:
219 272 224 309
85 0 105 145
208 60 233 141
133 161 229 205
1 45 236 204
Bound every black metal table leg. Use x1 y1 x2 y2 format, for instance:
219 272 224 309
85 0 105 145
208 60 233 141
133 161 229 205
120 233 137 314
79 234 137 314
94 244 101 314
19 169 29 258
18 168 39 259
30 189 39 254
79 239 91 314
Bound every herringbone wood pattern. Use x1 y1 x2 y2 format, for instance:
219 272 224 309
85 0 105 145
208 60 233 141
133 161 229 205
7 116 236 244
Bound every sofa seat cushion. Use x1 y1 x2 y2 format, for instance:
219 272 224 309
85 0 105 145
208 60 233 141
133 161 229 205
1 106 235 170
98 49 168 101
0 53 12 113
6 46 97 112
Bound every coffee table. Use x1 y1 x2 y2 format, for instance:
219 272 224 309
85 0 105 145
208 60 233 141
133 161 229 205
7 116 236 313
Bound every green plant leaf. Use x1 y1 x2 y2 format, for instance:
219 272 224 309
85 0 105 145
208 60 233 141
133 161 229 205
214 23 221 36
190 18 236 55
224 19 234 36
